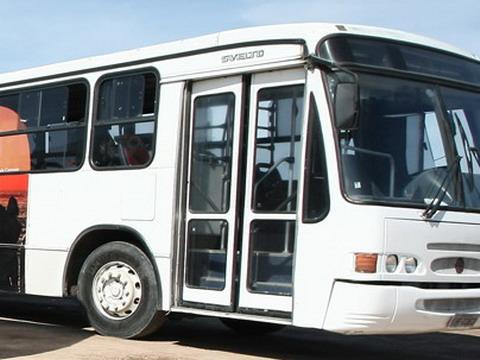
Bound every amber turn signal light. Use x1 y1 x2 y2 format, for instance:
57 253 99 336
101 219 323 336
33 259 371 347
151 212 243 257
355 253 378 273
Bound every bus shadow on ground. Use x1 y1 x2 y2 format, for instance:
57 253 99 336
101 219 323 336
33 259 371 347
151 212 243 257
151 317 480 360
0 295 478 360
0 295 92 359
0 319 92 359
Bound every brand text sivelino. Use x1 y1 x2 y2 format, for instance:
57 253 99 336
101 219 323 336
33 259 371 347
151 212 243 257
221 50 265 63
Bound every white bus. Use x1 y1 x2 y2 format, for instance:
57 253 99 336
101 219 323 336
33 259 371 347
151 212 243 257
0 23 480 338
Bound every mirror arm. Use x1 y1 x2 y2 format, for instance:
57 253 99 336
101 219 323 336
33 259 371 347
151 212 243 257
306 54 337 71
306 54 358 78
305 54 360 131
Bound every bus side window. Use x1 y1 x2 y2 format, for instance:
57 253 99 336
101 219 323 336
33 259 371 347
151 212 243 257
91 72 158 169
0 106 30 172
303 94 329 222
0 83 87 172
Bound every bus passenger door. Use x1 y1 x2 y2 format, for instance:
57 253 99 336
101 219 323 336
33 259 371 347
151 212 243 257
181 76 243 308
237 69 305 314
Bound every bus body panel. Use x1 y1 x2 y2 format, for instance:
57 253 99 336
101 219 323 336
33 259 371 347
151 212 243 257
324 282 480 334
384 218 480 282
25 249 67 296
24 81 185 298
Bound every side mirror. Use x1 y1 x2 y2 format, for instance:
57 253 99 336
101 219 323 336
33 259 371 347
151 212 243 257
333 73 359 130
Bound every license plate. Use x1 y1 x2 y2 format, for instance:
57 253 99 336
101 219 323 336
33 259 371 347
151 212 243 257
447 314 479 328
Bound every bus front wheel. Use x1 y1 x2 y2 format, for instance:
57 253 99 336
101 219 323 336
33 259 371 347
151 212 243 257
78 241 166 338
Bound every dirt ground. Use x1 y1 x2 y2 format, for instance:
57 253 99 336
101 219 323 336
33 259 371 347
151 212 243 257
0 295 479 360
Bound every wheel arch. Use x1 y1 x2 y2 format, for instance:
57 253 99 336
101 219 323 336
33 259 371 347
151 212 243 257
63 224 162 309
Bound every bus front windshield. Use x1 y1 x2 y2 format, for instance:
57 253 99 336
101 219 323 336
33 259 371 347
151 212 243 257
339 74 480 212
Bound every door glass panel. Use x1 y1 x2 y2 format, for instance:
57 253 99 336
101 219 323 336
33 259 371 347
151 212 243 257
186 220 228 290
189 93 235 213
248 220 295 295
252 85 304 212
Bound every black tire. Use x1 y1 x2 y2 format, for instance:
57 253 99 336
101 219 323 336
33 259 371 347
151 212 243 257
221 318 285 336
78 241 166 339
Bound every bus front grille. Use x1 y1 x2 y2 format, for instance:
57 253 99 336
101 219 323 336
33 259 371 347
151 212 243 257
418 298 480 313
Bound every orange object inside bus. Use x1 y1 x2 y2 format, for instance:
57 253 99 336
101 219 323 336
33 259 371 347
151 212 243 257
0 106 31 190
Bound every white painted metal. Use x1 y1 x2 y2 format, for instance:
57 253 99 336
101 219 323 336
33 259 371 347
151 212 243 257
181 76 243 306
237 69 306 312
324 282 480 334
292 67 340 328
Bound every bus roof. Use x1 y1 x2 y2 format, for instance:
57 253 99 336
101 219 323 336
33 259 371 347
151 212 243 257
0 22 478 86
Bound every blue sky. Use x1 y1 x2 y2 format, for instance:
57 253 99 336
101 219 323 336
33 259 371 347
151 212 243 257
0 0 479 72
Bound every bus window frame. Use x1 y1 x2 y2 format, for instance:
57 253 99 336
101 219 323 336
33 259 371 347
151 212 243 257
322 64 480 214
250 83 306 215
316 33 480 214
316 33 480 89
0 78 90 175
89 67 160 172
188 91 236 215
302 92 330 223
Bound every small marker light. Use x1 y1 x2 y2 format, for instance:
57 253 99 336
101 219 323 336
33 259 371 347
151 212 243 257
404 257 418 274
385 255 398 273
355 253 378 273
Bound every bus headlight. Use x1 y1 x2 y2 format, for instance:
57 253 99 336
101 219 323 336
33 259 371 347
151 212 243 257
385 255 398 273
404 257 418 273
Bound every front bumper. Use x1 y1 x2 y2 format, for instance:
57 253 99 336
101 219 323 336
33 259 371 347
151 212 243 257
323 281 480 334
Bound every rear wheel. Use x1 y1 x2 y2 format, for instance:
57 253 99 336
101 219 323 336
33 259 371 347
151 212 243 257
78 241 166 338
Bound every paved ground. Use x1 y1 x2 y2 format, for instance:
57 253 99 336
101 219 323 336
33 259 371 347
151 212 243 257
0 295 478 360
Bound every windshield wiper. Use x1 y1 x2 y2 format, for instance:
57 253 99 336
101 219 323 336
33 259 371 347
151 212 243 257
452 113 480 192
453 113 475 175
422 156 461 219
469 146 480 166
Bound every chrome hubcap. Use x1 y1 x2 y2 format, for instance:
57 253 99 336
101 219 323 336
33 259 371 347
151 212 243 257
92 261 142 320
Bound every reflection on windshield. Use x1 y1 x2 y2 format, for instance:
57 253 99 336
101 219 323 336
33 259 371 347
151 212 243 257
442 87 480 209
338 74 480 211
